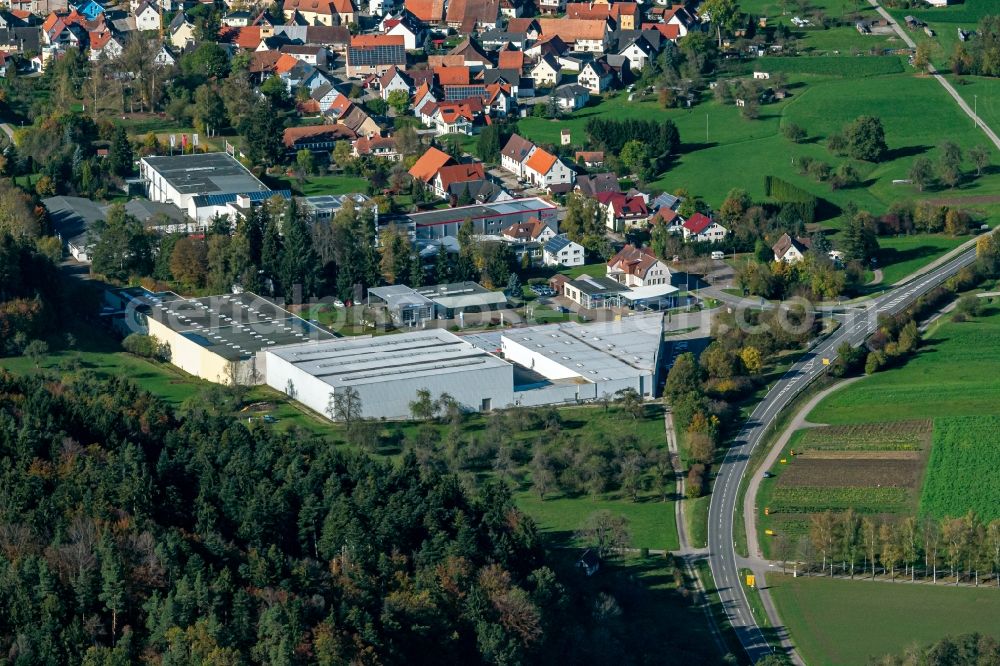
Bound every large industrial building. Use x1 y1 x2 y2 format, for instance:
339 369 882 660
499 315 666 406
139 153 289 224
106 288 335 384
390 197 558 239
264 329 515 420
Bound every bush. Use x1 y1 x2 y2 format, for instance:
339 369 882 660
122 333 171 361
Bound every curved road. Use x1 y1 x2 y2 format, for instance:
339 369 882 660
706 245 980 662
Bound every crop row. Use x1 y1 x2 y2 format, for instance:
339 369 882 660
768 486 910 514
797 420 932 451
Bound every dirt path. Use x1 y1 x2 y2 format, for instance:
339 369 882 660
743 377 864 561
866 269 884 287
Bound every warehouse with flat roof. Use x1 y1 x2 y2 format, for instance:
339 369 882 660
264 329 514 420
499 314 665 405
110 288 335 384
139 153 287 224
392 197 558 239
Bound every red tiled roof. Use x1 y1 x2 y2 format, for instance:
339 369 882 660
607 244 661 278
683 212 713 235
497 49 523 71
436 162 485 190
351 34 404 47
405 0 444 22
502 218 547 241
435 65 470 85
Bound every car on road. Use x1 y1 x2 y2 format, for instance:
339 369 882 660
763 471 775 478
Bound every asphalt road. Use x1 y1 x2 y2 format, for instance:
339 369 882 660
705 245 979 663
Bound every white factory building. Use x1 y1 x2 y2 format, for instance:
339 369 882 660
499 315 665 406
264 329 515 420
139 152 289 225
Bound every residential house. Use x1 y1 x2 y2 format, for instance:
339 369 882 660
352 134 402 161
658 4 697 38
523 147 575 193
411 81 437 116
543 234 585 267
618 34 654 70
222 10 252 26
575 172 619 197
500 133 536 179
484 83 516 117
338 103 382 136
168 11 195 51
345 34 405 76
772 233 811 263
596 191 648 232
283 124 356 154
378 65 412 100
381 11 422 48
448 36 492 69
404 0 444 24
134 0 160 31
566 2 638 30
536 18 608 52
499 0 521 18
423 100 479 135
682 212 728 243
448 179 511 204
502 217 556 244
280 43 328 66
153 44 176 66
575 151 604 167
432 162 485 198
445 0 498 34
606 244 671 287
408 146 455 186
282 0 355 26
578 56 617 94
550 83 589 111
536 0 564 16
530 54 560 88
497 45 524 72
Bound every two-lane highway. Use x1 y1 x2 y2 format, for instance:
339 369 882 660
705 245 980 662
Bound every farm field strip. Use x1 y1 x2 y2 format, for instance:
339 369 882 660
767 486 910 513
919 414 1000 522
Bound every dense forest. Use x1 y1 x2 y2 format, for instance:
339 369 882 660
0 370 711 665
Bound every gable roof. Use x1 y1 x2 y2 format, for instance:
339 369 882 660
408 146 455 182
436 162 485 190
772 233 811 260
682 212 714 235
497 47 523 71
435 64 470 85
607 244 662 278
283 124 356 147
536 17 607 43
501 133 535 163
575 172 619 196
524 147 557 175
502 218 548 241
405 0 444 22
448 35 490 62
445 0 498 33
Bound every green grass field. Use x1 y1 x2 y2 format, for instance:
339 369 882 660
516 491 678 551
919 415 1000 521
524 69 1000 236
269 173 370 196
877 234 968 285
807 305 1000 424
769 573 1000 666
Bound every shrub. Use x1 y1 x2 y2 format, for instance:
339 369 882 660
122 333 171 361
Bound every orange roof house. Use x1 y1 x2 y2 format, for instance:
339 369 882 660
497 48 523 71
435 162 485 191
536 18 607 44
283 124 357 149
408 147 455 183
524 147 557 176
405 0 445 22
434 65 470 85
